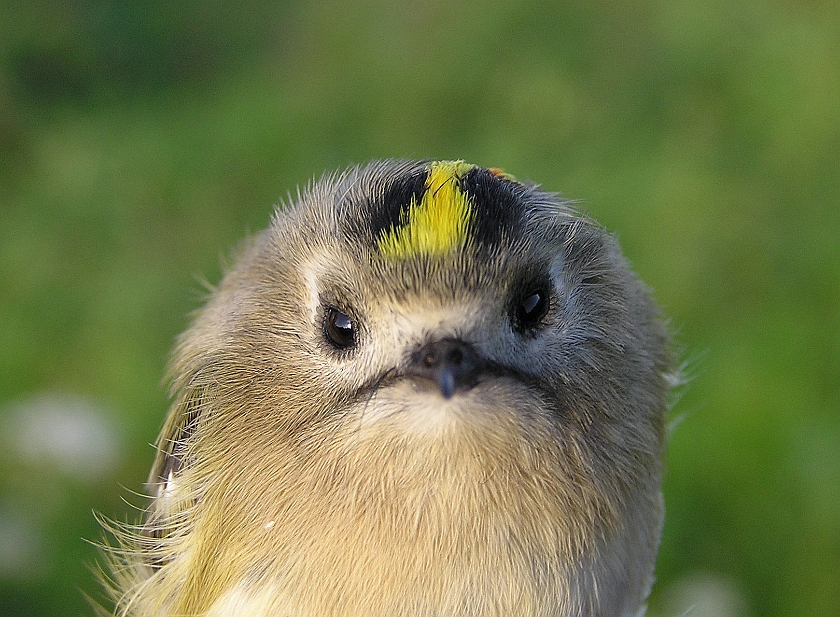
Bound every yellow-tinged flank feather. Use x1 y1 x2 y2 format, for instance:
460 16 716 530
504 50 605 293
378 160 474 259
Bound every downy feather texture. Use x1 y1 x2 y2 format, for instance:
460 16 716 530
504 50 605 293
101 160 674 617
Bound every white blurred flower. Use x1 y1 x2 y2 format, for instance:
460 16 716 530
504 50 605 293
2 391 122 482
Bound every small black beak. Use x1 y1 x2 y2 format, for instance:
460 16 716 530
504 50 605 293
406 338 484 399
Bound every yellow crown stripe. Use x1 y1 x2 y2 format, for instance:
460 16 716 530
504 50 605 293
378 160 474 259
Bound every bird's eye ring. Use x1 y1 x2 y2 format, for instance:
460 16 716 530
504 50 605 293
324 307 355 349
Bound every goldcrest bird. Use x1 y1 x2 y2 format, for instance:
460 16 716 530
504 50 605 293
104 160 674 617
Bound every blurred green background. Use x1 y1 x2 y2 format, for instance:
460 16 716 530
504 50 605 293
1 0 838 615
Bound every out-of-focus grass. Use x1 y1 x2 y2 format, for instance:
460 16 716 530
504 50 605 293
1 1 838 615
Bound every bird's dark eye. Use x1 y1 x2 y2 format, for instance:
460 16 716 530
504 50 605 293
324 307 355 349
513 289 549 332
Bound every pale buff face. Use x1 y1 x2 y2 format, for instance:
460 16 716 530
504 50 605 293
298 247 565 437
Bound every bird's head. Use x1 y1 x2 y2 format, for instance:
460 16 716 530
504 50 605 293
118 160 673 617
